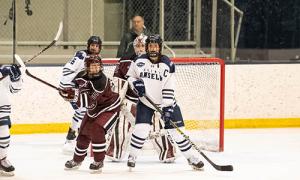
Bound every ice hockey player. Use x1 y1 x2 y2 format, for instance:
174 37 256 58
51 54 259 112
62 55 121 172
126 34 204 170
106 34 177 163
59 35 102 152
0 64 22 176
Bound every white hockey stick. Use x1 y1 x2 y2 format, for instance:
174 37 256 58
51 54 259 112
0 21 63 82
23 21 63 64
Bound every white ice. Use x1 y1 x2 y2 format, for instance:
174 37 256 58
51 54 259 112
2 128 300 180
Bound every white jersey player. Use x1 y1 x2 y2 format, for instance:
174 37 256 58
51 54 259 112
0 64 22 176
107 34 177 163
126 34 204 170
59 36 102 152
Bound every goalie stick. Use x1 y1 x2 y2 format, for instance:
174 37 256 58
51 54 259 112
144 95 234 172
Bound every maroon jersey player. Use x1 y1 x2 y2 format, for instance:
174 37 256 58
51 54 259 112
63 55 121 173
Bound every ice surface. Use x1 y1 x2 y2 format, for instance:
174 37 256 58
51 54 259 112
2 128 300 180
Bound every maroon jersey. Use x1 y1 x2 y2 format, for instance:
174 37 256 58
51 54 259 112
75 72 121 119
113 56 138 102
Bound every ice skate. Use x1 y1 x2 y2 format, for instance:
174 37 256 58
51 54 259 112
64 159 81 170
187 157 204 170
0 158 15 176
127 155 136 171
89 161 103 173
162 157 176 163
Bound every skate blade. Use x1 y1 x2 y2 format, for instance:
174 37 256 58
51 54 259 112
90 169 102 174
64 166 80 171
0 170 15 177
192 166 204 171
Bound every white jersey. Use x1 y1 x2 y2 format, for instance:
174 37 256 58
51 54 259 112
59 50 89 88
0 65 22 119
126 54 175 109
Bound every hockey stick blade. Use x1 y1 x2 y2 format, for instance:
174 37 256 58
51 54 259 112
24 21 63 64
144 95 234 171
14 54 26 69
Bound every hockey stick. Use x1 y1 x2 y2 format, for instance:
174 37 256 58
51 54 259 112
0 21 63 81
15 54 60 90
23 21 63 64
144 95 234 171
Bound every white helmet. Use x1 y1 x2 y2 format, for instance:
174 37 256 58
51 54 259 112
133 34 148 56
133 34 148 47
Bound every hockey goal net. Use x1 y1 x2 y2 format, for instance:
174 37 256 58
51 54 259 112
101 57 225 152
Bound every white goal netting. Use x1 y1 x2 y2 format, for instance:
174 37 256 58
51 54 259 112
102 57 225 152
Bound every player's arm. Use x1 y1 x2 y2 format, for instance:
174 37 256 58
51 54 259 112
161 62 175 108
59 51 86 89
126 61 139 89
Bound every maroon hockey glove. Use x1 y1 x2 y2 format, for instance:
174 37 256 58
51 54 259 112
59 88 78 102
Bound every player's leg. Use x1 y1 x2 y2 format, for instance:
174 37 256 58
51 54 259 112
150 111 176 163
90 111 119 172
0 117 14 176
127 101 153 168
63 102 86 153
166 105 204 170
65 117 90 170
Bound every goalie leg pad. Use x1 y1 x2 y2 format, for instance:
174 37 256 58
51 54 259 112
106 110 131 161
151 112 176 162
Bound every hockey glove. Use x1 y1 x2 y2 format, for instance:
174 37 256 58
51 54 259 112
9 64 21 82
59 88 79 102
162 106 174 128
1 66 11 77
133 79 145 97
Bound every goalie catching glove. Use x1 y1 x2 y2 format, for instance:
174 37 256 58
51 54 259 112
59 87 79 102
162 106 174 128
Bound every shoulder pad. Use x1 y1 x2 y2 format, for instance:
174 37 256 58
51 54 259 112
74 51 87 60
160 55 175 73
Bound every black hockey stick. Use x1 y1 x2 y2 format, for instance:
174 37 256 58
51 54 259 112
144 95 234 171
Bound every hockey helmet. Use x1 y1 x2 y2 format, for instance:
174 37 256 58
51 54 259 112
133 34 148 56
145 34 163 59
85 55 103 78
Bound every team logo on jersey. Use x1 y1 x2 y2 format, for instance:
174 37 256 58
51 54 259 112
137 62 145 67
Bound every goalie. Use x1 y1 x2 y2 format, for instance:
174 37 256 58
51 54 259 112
106 34 177 163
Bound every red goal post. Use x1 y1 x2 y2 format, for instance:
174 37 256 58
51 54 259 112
101 57 225 152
